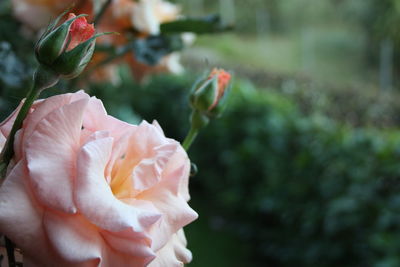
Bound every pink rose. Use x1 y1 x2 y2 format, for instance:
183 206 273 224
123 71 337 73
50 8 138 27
0 91 197 266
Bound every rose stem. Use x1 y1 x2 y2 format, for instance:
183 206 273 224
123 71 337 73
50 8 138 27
182 110 210 151
0 65 59 177
94 0 113 25
182 126 198 151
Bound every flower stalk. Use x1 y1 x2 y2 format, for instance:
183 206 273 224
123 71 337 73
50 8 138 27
0 66 59 177
183 68 231 151
94 0 113 25
182 110 209 151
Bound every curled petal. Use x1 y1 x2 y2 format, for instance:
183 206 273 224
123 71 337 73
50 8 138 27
43 212 102 266
138 161 198 250
148 229 193 267
0 161 60 265
132 142 179 191
26 98 89 213
22 92 88 148
75 137 161 239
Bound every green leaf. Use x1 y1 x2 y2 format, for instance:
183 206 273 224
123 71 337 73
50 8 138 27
160 15 233 34
132 35 184 66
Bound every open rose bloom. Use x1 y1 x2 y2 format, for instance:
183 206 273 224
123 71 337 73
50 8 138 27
0 91 197 266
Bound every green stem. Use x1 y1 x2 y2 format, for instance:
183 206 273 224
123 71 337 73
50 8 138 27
182 126 199 151
0 65 59 177
94 0 113 25
182 110 210 151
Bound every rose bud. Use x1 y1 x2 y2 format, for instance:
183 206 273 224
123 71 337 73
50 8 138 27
34 12 110 79
190 68 232 118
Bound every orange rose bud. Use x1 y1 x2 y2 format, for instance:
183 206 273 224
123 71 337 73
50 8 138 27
190 68 232 118
35 11 110 79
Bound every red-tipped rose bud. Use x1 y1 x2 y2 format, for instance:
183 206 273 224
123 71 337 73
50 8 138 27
190 68 232 118
183 68 232 151
34 11 110 79
35 13 92 66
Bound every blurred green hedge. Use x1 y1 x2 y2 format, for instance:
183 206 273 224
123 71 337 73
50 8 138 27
92 73 400 267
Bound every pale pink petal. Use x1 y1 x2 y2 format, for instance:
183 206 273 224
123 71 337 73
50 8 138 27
134 121 168 153
0 160 61 265
83 97 134 141
0 98 44 160
148 230 193 267
151 120 164 134
175 229 192 262
43 212 102 266
164 146 191 201
100 246 150 267
106 132 132 184
132 142 179 191
111 121 167 192
75 137 161 238
137 161 198 250
22 92 88 146
26 99 89 213
100 229 156 259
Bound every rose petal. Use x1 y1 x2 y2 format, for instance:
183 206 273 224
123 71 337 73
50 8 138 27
0 160 60 265
67 13 95 51
137 160 198 250
26 98 89 213
132 142 179 191
148 229 193 267
75 137 161 238
100 229 156 259
43 212 102 266
83 97 134 141
22 92 88 146
111 121 167 194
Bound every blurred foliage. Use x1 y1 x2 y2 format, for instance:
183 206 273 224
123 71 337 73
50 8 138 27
88 73 400 266
0 11 36 120
133 34 184 66
161 15 230 34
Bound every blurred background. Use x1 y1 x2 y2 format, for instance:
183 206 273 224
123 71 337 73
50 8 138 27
3 0 400 266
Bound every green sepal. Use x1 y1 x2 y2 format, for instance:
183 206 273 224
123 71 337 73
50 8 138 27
53 32 114 79
191 76 218 112
36 14 88 66
53 35 96 78
36 6 74 47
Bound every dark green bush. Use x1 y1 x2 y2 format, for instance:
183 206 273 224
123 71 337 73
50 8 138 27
92 74 400 267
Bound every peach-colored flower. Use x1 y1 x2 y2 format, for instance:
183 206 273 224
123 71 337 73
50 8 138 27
0 91 197 266
12 0 190 82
